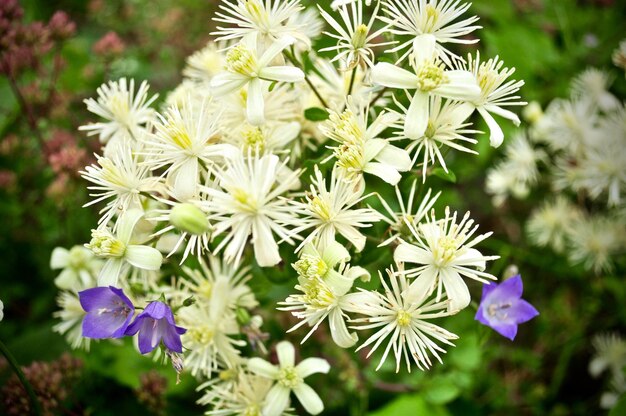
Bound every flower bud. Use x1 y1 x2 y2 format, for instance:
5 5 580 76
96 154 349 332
170 203 210 235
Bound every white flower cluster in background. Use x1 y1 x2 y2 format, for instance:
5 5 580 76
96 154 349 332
51 0 526 414
485 60 626 274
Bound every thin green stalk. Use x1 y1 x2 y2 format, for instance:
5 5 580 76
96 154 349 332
0 339 43 416
283 49 329 109
347 66 358 98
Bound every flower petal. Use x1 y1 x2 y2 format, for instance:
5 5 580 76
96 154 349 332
246 78 265 126
477 107 505 147
50 247 69 269
328 308 357 348
97 258 124 286
404 91 429 139
252 217 281 267
259 66 304 83
172 158 199 201
276 340 295 367
117 208 145 244
263 384 291 416
296 357 331 378
293 383 324 415
258 36 295 67
247 357 280 379
371 62 417 89
363 162 401 185
210 72 248 96
125 245 163 271
441 269 471 312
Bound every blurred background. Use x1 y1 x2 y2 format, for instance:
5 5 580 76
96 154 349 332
0 0 625 414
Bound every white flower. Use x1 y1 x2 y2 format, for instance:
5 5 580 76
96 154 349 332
394 95 478 181
394 207 498 312
380 0 481 64
459 52 526 147
212 0 309 47
85 209 163 286
589 333 626 379
180 255 258 311
307 56 373 111
571 68 619 112
318 0 394 70
143 97 239 200
0 299 3 322
50 245 102 290
79 78 157 144
203 151 301 267
224 121 301 155
534 98 598 153
81 143 158 225
179 303 245 377
291 166 381 252
183 41 225 82
53 291 90 350
202 371 278 416
218 83 302 131
377 181 441 246
210 36 305 126
248 341 330 416
578 138 626 207
279 241 369 348
346 269 458 372
288 7 325 41
566 215 622 274
150 193 212 263
526 196 581 253
322 102 412 185
371 34 480 139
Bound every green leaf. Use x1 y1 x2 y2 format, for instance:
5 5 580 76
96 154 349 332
609 394 626 416
431 168 457 183
368 394 450 416
424 375 461 405
304 107 330 121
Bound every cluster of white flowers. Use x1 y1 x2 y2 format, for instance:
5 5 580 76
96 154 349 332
589 332 626 409
485 59 626 274
52 0 525 413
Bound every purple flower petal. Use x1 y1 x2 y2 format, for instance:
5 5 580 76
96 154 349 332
162 325 184 353
510 299 539 324
125 300 186 354
481 281 498 299
475 274 538 341
490 321 518 341
79 286 135 339
495 275 523 300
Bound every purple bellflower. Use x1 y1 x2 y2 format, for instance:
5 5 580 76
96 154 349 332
475 274 539 340
79 286 135 338
124 301 186 354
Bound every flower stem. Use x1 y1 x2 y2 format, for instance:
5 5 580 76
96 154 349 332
347 66 358 97
283 49 329 109
368 87 387 108
0 339 43 416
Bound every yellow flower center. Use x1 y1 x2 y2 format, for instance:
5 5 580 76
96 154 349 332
294 254 329 279
396 310 412 327
99 158 129 188
226 44 258 77
416 62 447 91
301 278 335 309
434 234 464 267
307 194 333 222
232 188 258 212
242 126 266 153
86 229 126 258
188 326 214 345
277 366 302 388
